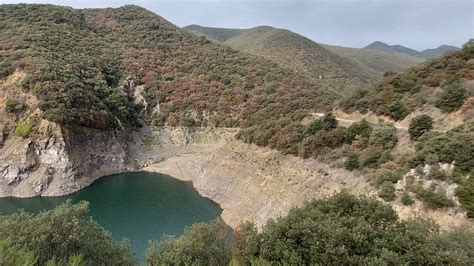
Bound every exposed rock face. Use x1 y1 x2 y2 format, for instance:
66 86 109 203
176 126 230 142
0 120 135 197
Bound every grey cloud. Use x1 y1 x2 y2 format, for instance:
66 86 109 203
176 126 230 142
1 0 472 50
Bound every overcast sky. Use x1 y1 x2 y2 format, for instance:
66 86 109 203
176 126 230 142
1 0 472 50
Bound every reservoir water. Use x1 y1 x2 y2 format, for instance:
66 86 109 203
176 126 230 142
0 171 222 258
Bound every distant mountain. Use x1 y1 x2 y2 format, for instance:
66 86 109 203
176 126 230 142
321 44 423 74
183 24 244 42
185 25 379 92
419 45 461 58
364 41 460 58
364 41 420 57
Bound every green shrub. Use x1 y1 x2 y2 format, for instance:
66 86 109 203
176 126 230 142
0 201 134 265
344 119 372 144
378 182 396 201
14 119 34 138
0 240 37 265
427 165 447 181
435 82 467 112
257 192 469 264
4 98 21 113
409 114 433 140
146 219 231 266
408 126 473 173
233 222 261 264
375 170 402 186
414 186 454 209
456 175 474 218
344 153 360 171
401 193 415 206
369 124 398 150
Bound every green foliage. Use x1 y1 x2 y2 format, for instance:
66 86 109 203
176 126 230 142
369 124 398 150
409 114 433 140
344 119 372 144
0 201 134 265
457 175 474 218
0 4 334 132
344 153 360 171
45 255 86 266
4 98 24 113
145 219 231 266
0 240 37 265
409 124 473 173
401 193 415 205
414 186 454 209
341 44 473 119
255 192 469 264
427 165 448 181
378 182 396 201
435 82 467 112
232 222 261 264
375 170 402 186
14 119 34 138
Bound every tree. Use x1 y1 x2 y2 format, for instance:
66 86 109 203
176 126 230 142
344 153 360 171
0 201 134 265
256 192 470 265
232 222 261 264
409 114 433 140
146 219 231 266
435 83 467 112
369 124 398 150
0 240 37 265
344 119 372 144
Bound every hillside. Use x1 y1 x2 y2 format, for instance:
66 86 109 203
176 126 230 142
0 4 335 132
184 24 244 42
185 25 380 92
341 44 474 121
365 41 461 58
322 44 424 74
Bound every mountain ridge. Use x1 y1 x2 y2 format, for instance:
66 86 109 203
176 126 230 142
365 41 461 58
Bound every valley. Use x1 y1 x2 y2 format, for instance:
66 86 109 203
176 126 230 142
0 3 473 265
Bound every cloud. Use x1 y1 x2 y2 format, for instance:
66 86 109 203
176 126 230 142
1 0 472 49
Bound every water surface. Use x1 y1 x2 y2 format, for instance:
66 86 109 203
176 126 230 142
0 171 222 258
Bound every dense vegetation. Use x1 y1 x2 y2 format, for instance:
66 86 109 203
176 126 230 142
341 45 473 120
147 192 474 265
1 193 472 265
186 25 378 93
0 201 134 265
0 4 334 132
322 43 424 74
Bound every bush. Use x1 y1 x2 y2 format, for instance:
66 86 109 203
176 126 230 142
378 182 396 201
435 83 467 112
409 126 473 173
0 240 37 265
401 193 415 206
14 119 34 138
0 201 134 265
376 170 402 186
457 175 474 218
146 219 231 266
427 165 447 181
257 192 469 264
344 153 360 171
4 98 22 113
344 119 372 144
414 186 454 209
409 114 433 140
369 124 398 150
232 222 261 264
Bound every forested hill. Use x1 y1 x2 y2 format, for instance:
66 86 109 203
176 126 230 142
341 42 474 121
185 25 379 92
0 4 335 131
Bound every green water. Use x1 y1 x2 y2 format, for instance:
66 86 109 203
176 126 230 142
0 171 222 258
